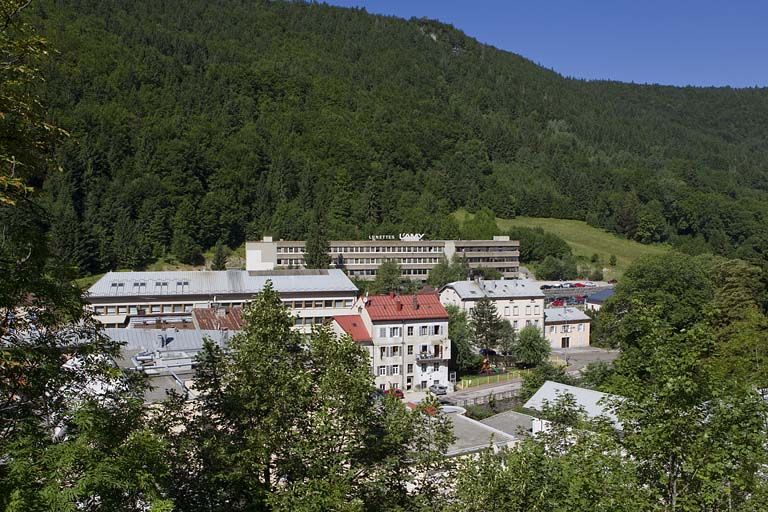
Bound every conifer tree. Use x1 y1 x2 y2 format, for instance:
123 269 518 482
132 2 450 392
470 297 504 352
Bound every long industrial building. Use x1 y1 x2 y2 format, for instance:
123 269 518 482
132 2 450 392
86 269 358 331
246 235 520 280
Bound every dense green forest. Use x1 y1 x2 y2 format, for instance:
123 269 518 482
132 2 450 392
29 0 768 274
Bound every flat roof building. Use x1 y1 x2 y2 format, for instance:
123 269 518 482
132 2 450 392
246 235 520 281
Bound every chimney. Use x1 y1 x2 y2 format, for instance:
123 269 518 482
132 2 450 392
412 295 419 310
397 299 403 311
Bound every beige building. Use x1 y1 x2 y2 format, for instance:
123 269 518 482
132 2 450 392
439 279 546 332
333 293 452 392
86 269 359 333
543 308 591 348
246 235 520 280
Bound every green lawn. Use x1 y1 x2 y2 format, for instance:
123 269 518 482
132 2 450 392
457 369 530 389
455 210 670 278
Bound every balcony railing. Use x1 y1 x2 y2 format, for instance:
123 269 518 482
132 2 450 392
417 351 445 361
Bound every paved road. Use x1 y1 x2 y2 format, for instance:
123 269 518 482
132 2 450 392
443 347 620 405
551 347 620 372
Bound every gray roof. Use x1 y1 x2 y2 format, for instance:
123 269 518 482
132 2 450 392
444 409 517 456
104 327 229 353
586 288 615 304
88 269 358 298
442 279 544 300
480 410 537 437
523 381 621 427
544 307 591 323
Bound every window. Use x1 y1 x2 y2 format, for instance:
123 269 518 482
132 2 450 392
561 337 570 349
390 327 402 337
421 364 427 372
150 305 161 313
407 364 414 374
334 300 343 308
379 383 386 390
314 300 323 308
378 366 386 376
392 346 400 356
324 300 333 308
117 306 127 314
526 306 532 315
380 347 386 358
534 305 540 315
421 345 428 354
504 306 510 316
106 306 116 314
534 319 539 326
391 382 399 389
432 325 441 335
578 323 584 332
433 362 439 371
513 320 518 328
407 345 413 355
417 325 426 336
392 365 400 375
550 325 556 333
526 320 531 326
407 326 414 336
513 306 519 316
379 327 386 338
562 325 568 333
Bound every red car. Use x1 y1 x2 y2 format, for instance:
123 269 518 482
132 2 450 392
550 299 565 307
573 282 586 288
385 388 404 399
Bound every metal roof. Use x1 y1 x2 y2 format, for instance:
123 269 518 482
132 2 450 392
586 288 615 305
523 381 621 428
441 279 545 300
104 327 229 353
192 307 245 331
88 269 358 298
544 307 591 323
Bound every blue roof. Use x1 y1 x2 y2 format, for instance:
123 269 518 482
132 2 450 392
586 288 615 304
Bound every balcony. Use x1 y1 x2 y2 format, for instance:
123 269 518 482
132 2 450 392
417 349 445 362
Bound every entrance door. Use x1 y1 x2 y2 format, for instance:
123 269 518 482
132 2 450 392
561 337 570 348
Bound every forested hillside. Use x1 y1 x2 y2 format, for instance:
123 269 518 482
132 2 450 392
30 0 768 274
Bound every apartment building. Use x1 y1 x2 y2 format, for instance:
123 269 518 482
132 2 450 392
543 308 591 348
439 279 545 332
86 269 359 332
246 235 520 280
332 293 452 392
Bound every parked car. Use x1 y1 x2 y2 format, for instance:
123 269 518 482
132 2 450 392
479 348 497 357
540 284 553 290
584 281 597 287
561 283 572 288
550 299 565 307
608 279 618 284
429 384 448 396
384 388 404 399
573 282 586 288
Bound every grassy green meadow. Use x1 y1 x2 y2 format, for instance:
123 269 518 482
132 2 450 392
455 210 670 278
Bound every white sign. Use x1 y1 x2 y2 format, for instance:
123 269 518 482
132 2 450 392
368 233 425 241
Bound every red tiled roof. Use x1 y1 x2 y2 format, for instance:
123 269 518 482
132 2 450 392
364 293 448 322
333 315 372 343
192 306 245 331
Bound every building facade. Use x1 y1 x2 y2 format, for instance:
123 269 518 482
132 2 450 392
439 279 546 332
543 308 591 348
86 269 359 332
333 293 452 392
246 235 520 280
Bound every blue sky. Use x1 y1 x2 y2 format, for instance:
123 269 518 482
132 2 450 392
325 0 768 88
